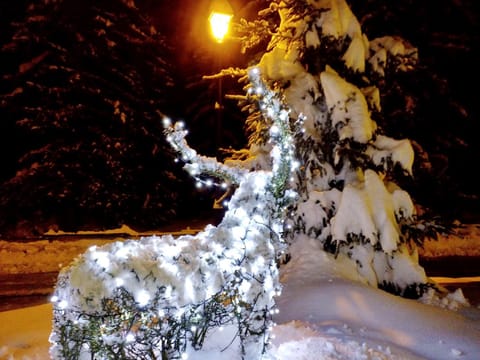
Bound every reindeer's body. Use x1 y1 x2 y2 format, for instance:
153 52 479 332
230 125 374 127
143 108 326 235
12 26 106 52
50 171 283 360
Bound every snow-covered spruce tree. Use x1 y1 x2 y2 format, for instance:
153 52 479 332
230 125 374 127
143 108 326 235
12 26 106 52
231 0 446 298
50 70 296 359
0 0 198 236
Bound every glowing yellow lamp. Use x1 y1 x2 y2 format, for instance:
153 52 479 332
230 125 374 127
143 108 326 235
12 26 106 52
209 0 233 43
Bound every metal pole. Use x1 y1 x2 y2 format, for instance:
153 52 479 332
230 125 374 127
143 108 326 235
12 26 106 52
216 75 223 149
215 52 223 150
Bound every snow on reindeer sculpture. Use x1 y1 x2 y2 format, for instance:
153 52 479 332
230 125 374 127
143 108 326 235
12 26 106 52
49 68 297 360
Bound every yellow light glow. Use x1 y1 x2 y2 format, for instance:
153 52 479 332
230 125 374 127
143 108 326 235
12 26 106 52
208 0 233 43
209 12 232 43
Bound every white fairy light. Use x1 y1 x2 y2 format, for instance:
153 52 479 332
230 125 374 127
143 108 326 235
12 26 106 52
270 124 279 134
250 67 259 75
211 242 224 255
184 277 195 303
115 245 129 259
126 333 135 343
91 250 110 270
136 289 151 307
162 117 172 128
219 258 232 273
252 213 264 224
239 279 252 294
51 66 296 360
58 300 69 309
164 285 172 299
232 226 245 240
234 207 249 222
205 285 216 298
253 173 267 189
175 307 186 319
188 163 200 175
244 238 256 252
267 106 275 118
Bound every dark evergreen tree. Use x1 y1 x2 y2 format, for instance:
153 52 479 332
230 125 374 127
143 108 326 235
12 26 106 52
0 0 201 237
347 0 480 220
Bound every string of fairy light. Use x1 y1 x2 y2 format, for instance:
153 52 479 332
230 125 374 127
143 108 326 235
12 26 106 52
50 68 300 359
163 118 248 193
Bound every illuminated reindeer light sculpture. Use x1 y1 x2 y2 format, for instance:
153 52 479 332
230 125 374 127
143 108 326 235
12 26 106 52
49 68 297 360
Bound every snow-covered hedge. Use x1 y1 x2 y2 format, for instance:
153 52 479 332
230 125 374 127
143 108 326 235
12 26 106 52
50 173 282 359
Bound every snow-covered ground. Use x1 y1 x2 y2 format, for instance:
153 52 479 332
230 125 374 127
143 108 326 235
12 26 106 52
2 223 479 275
0 224 479 359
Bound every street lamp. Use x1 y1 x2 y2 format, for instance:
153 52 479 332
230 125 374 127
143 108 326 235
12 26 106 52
208 0 234 44
208 0 233 150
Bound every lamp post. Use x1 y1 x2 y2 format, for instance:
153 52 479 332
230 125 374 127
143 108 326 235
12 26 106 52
209 0 233 44
208 0 233 149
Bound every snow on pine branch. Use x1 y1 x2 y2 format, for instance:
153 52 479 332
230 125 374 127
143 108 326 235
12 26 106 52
246 67 299 203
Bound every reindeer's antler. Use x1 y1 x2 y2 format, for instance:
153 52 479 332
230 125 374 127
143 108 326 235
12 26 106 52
163 118 248 188
163 69 298 207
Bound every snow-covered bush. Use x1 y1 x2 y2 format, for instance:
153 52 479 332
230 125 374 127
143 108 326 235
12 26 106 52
49 70 296 359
